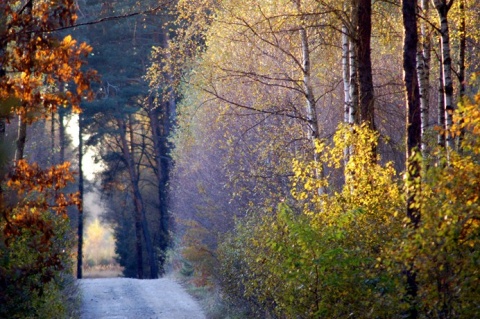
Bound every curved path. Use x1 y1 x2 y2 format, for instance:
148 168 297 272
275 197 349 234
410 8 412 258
80 277 206 319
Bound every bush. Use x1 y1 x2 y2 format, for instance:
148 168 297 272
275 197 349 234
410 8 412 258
388 93 480 318
219 125 404 318
0 161 79 318
218 95 480 318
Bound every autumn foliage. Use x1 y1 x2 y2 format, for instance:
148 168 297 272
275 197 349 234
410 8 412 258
0 160 79 317
0 0 96 120
217 95 480 318
0 0 95 317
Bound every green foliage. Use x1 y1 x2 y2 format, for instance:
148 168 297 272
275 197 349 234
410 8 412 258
113 209 138 278
0 161 78 318
167 0 480 315
219 124 404 318
389 92 480 318
219 96 480 318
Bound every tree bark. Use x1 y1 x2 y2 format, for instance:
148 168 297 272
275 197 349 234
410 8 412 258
349 8 359 124
51 111 55 164
300 26 319 141
14 0 33 163
59 108 66 163
355 0 375 130
77 113 84 279
437 41 446 148
417 0 431 157
295 3 324 193
403 0 422 222
15 116 27 162
457 0 466 150
458 0 466 98
0 42 5 143
402 0 421 317
342 24 351 125
433 0 455 150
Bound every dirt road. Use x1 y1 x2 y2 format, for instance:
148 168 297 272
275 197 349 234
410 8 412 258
80 278 206 319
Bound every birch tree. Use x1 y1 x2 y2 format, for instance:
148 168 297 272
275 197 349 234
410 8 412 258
417 0 432 156
433 0 455 151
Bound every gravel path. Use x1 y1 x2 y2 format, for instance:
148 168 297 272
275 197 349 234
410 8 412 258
79 278 206 319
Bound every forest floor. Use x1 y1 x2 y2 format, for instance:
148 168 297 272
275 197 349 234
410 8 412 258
79 277 206 319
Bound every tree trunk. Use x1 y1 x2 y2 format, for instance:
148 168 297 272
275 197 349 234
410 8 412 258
0 43 5 143
15 0 33 163
417 0 431 157
342 23 352 167
349 12 359 124
437 44 446 148
118 116 158 279
148 103 170 276
300 26 319 141
77 113 84 279
15 116 27 162
342 24 351 125
117 117 143 279
433 0 455 150
0 119 4 139
355 0 375 130
458 0 465 98
402 0 421 317
403 0 422 222
457 0 466 150
148 31 177 275
297 10 324 193
51 111 55 164
127 115 158 279
59 108 66 163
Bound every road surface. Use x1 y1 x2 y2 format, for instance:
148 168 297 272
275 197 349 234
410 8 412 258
80 277 206 319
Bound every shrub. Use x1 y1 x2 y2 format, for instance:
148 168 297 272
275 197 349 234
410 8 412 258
219 125 404 318
0 161 79 318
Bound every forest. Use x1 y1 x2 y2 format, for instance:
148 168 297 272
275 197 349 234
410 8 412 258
0 0 479 318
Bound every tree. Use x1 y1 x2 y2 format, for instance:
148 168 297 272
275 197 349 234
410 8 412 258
76 0 172 278
417 0 432 156
433 0 455 151
353 0 375 129
0 0 95 163
167 0 409 292
77 113 84 278
219 124 404 318
402 0 422 317
0 161 80 317
0 0 95 278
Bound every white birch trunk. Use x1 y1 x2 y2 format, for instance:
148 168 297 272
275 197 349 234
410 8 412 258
342 23 352 169
297 7 323 192
300 25 321 177
437 51 446 148
433 0 455 149
417 0 431 156
349 37 358 124
342 25 351 124
300 27 319 141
